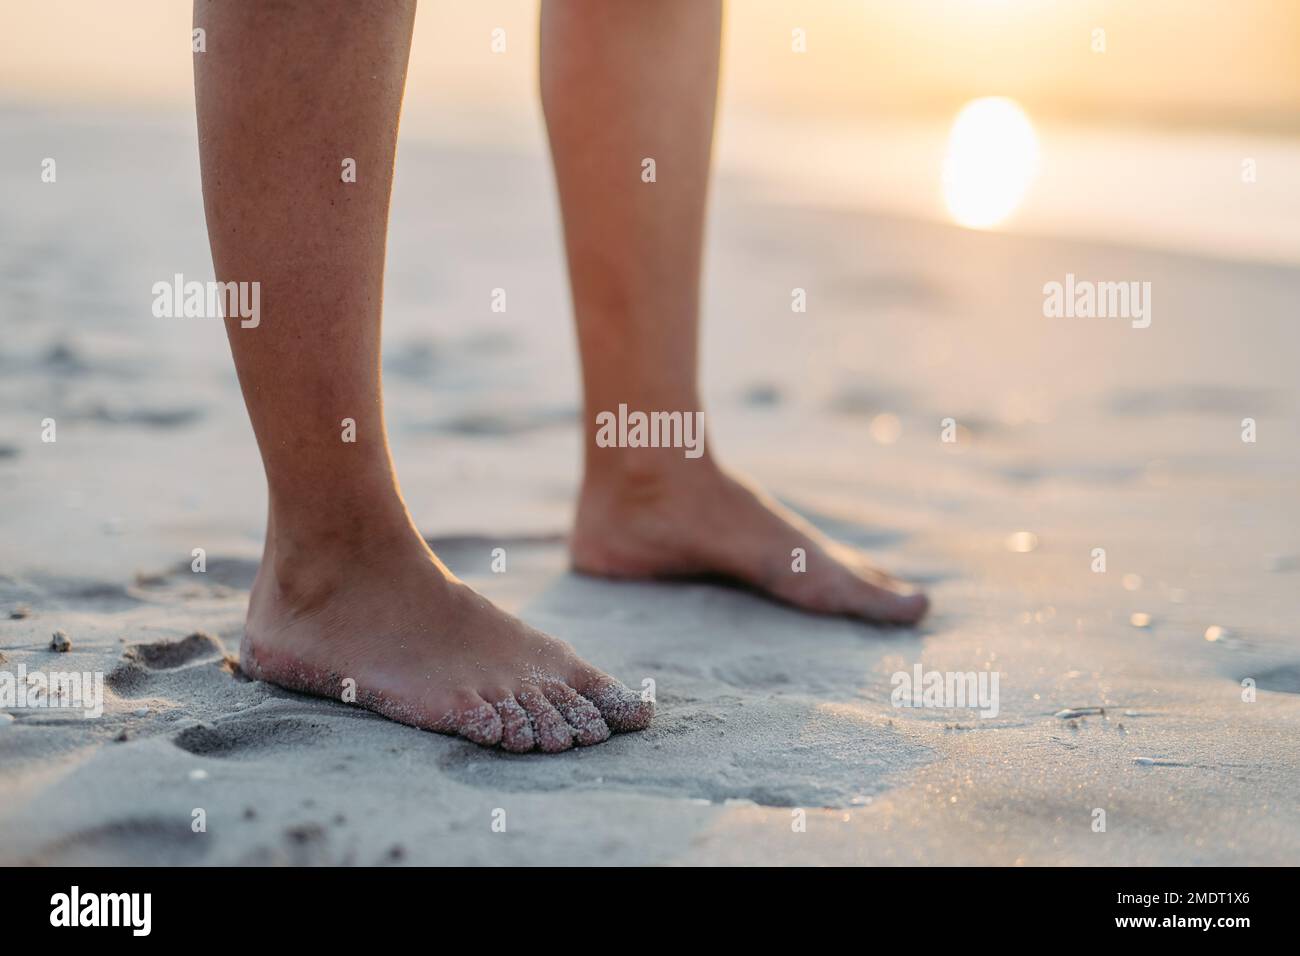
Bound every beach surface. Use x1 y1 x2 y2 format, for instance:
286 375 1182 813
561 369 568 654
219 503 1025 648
2 110 1298 865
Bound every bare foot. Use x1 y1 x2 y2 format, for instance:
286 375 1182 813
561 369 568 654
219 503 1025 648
572 460 929 625
240 525 653 751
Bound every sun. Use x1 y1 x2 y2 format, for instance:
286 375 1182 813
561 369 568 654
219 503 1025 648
942 97 1040 229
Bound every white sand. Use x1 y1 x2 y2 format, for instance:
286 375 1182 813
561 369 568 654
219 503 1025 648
1 110 1298 865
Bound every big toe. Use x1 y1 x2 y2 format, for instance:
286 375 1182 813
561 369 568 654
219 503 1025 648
576 671 655 732
854 573 929 625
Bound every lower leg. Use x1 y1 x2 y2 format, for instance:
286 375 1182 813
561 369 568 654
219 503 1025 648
194 0 648 749
541 0 715 483
541 0 927 624
195 0 415 585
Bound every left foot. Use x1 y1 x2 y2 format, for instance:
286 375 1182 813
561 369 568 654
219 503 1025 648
571 461 929 625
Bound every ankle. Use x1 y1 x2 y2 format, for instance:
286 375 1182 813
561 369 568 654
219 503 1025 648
257 506 426 604
579 452 726 524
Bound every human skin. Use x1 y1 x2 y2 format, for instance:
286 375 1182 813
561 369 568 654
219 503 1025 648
193 0 925 752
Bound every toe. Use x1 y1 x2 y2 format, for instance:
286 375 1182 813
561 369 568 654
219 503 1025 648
891 590 930 624
493 695 535 753
574 670 654 732
854 573 929 625
516 685 574 753
543 682 610 746
455 695 503 747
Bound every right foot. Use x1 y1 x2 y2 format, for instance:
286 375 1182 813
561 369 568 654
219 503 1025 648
240 527 652 752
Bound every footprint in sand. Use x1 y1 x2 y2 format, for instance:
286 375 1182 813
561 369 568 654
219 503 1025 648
172 714 333 758
107 631 232 696
1250 664 1300 695
124 631 225 669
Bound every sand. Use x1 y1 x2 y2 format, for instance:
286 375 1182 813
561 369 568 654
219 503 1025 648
1 108 1298 865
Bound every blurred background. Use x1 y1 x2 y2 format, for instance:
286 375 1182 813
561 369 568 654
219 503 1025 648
5 0 1300 258
2 1 1298 588
4 3 1299 867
